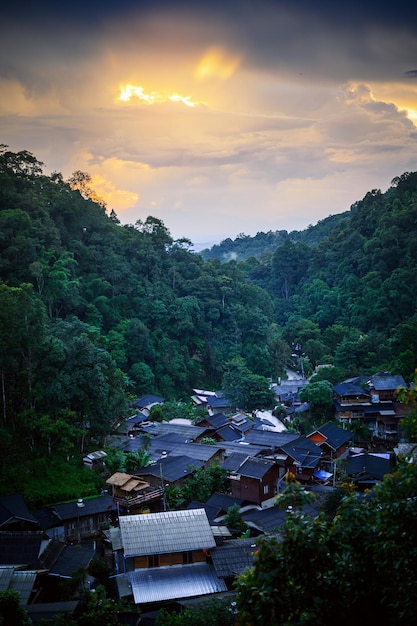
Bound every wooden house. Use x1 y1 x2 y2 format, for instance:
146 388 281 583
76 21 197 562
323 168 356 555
226 456 279 507
307 421 352 460
112 509 227 605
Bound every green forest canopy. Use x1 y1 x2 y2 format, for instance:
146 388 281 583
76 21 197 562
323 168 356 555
1 145 417 503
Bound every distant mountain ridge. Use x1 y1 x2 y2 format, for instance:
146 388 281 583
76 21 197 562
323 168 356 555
200 212 349 262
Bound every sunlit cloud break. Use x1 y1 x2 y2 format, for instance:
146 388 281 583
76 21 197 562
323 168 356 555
118 84 197 107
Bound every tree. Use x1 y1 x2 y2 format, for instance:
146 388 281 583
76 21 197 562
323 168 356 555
299 380 335 423
223 503 248 534
222 357 275 411
156 598 236 626
0 589 31 626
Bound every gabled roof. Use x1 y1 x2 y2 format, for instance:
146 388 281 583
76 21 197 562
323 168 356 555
214 441 265 458
308 421 353 451
205 492 244 513
333 382 370 398
132 394 165 409
0 494 40 530
230 414 253 432
106 472 149 492
148 441 221 464
204 413 229 428
49 494 116 522
139 422 209 441
4 569 37 605
280 436 323 468
119 509 216 557
0 531 43 568
236 457 275 479
244 430 299 448
48 542 96 578
368 373 407 391
211 538 257 578
346 452 393 481
221 452 249 472
136 455 204 482
215 424 242 442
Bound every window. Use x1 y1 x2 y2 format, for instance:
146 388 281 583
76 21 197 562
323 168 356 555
263 484 270 495
182 551 193 564
148 554 159 567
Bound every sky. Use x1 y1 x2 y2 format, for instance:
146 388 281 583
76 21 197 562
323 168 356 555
1 0 417 249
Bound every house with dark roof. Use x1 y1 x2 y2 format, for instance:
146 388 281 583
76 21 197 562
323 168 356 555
214 424 242 442
334 376 405 440
345 451 395 490
0 494 41 531
211 538 257 588
368 373 406 402
35 494 116 542
307 421 352 460
131 394 165 411
198 413 229 430
227 457 279 507
111 509 227 606
279 436 324 483
134 455 206 493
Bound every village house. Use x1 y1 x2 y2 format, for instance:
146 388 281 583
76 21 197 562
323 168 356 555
307 421 352 461
106 472 164 514
334 373 407 440
111 509 227 606
224 456 279 508
35 494 116 542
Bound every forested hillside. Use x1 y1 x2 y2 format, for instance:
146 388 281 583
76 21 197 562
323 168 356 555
1 145 417 503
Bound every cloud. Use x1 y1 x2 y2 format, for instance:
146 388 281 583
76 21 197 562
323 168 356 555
1 0 417 244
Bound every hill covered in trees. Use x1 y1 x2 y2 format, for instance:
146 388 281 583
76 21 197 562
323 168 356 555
1 145 417 503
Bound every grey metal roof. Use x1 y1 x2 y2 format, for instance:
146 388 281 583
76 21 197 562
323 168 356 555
221 452 249 472
369 374 406 391
215 425 242 442
51 494 116 521
243 431 299 448
27 601 79 625
127 562 227 604
136 455 205 482
48 542 96 578
215 441 265 458
205 493 244 512
9 570 37 604
119 509 216 557
237 457 275 479
0 567 14 591
211 538 257 578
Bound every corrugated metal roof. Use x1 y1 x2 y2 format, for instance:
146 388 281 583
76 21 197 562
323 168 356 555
0 567 14 591
211 538 257 577
127 562 227 604
9 570 37 604
119 509 216 557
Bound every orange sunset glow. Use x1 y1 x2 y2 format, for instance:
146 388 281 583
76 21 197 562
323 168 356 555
1 1 416 247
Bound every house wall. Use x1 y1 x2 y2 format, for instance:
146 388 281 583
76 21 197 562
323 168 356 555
231 468 278 504
65 513 108 540
134 549 207 569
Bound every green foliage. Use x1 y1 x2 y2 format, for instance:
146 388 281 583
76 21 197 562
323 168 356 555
299 380 335 422
156 598 236 626
223 503 248 533
167 464 228 509
235 461 417 625
0 589 32 626
222 357 275 411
